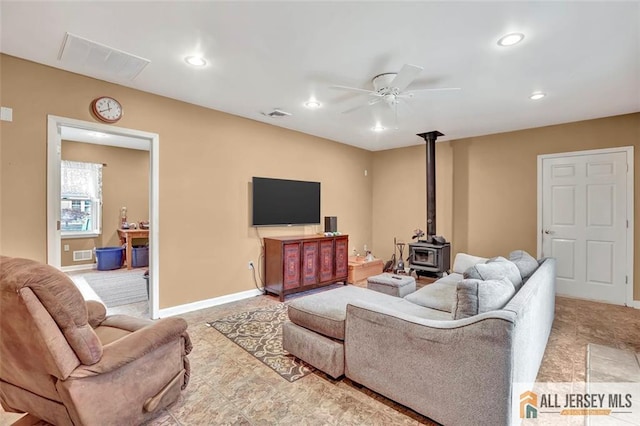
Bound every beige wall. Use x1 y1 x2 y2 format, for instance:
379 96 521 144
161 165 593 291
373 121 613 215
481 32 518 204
373 113 640 300
371 142 453 262
60 141 149 267
0 54 373 308
3 53 637 306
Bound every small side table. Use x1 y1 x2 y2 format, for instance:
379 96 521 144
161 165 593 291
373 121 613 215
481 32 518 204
117 229 149 269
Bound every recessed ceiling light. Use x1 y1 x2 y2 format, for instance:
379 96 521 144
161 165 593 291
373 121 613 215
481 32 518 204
372 124 386 132
184 56 207 67
529 92 546 100
304 100 321 109
497 33 525 47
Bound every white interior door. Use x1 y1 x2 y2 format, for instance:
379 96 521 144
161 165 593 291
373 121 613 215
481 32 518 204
540 149 631 305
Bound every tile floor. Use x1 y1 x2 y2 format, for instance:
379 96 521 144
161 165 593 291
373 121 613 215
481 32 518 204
2 283 640 425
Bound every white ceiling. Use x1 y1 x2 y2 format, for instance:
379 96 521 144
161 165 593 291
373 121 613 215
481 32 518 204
2 2 639 151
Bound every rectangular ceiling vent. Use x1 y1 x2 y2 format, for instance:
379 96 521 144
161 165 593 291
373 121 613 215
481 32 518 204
261 109 292 118
58 32 150 81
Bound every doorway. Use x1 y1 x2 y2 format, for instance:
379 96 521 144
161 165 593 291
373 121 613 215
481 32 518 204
537 147 634 306
47 115 160 318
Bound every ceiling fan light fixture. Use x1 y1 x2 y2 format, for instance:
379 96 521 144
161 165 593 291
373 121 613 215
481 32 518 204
529 92 546 100
497 33 525 47
304 100 321 109
184 55 207 67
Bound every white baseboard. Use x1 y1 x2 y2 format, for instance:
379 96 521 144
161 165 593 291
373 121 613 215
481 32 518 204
157 288 263 318
61 264 97 272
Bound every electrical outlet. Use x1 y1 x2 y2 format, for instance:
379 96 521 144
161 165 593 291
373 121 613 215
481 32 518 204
248 261 254 270
64 244 70 252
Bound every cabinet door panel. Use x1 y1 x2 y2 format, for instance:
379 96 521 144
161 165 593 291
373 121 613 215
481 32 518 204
335 238 348 277
283 243 300 289
319 240 334 282
302 242 319 286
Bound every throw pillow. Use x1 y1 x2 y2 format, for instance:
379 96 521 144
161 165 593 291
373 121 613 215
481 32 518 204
452 253 488 274
509 250 539 280
452 278 516 320
463 256 523 290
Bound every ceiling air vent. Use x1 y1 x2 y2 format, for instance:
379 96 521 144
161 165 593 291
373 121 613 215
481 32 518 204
261 109 292 118
58 32 150 81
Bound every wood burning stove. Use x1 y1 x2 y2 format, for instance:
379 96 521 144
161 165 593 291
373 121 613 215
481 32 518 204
409 241 451 276
408 130 451 277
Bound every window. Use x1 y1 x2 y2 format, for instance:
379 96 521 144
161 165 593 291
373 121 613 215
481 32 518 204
61 161 102 237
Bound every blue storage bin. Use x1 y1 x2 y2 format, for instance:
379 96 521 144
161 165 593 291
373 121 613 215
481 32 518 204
95 247 123 271
132 245 149 268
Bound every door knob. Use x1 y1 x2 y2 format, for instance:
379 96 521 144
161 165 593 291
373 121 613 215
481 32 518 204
543 229 554 235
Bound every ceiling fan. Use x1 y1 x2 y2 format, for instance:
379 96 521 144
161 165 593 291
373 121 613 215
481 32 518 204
331 64 460 125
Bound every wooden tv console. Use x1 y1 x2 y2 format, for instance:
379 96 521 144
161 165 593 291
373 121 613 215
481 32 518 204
264 235 348 301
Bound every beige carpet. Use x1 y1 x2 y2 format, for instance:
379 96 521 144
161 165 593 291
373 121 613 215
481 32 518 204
83 270 148 308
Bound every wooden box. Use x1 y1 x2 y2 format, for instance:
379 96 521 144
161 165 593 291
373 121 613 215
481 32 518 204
348 257 384 284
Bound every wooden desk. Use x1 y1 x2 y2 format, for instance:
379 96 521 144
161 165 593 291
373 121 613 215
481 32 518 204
117 229 149 269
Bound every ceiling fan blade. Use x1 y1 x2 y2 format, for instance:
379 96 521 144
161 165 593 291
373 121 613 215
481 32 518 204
390 64 424 92
330 85 379 95
341 97 383 114
407 87 462 93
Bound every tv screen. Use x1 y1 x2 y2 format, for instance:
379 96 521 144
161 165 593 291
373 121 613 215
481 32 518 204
252 177 320 226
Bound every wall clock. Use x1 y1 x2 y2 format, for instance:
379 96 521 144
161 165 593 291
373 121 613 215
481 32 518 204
90 96 123 123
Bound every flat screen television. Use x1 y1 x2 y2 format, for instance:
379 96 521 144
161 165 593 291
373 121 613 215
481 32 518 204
252 177 320 226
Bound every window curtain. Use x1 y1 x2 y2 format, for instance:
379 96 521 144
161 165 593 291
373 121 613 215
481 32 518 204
61 161 102 199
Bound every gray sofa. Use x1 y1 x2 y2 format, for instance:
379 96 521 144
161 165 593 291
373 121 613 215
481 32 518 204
283 251 556 426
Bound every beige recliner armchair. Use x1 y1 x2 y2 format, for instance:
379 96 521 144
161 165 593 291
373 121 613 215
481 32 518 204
0 256 192 425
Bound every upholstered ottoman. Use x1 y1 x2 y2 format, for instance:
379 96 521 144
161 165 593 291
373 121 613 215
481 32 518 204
283 286 405 378
367 273 416 297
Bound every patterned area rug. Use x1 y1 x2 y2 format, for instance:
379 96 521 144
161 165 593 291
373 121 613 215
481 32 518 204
207 304 315 382
83 270 148 308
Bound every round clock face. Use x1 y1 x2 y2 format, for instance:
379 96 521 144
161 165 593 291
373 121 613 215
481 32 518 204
91 96 123 123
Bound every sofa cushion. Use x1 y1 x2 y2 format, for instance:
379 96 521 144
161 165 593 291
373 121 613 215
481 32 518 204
452 253 488 274
434 272 463 287
452 278 516 320
463 256 523 290
287 286 404 340
385 298 453 320
404 283 457 313
509 250 539 280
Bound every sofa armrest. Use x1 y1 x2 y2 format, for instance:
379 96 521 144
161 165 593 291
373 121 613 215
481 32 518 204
344 301 516 426
100 314 155 332
69 317 188 378
85 300 107 328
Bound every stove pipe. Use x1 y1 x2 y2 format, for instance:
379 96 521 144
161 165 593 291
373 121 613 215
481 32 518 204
416 130 444 238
